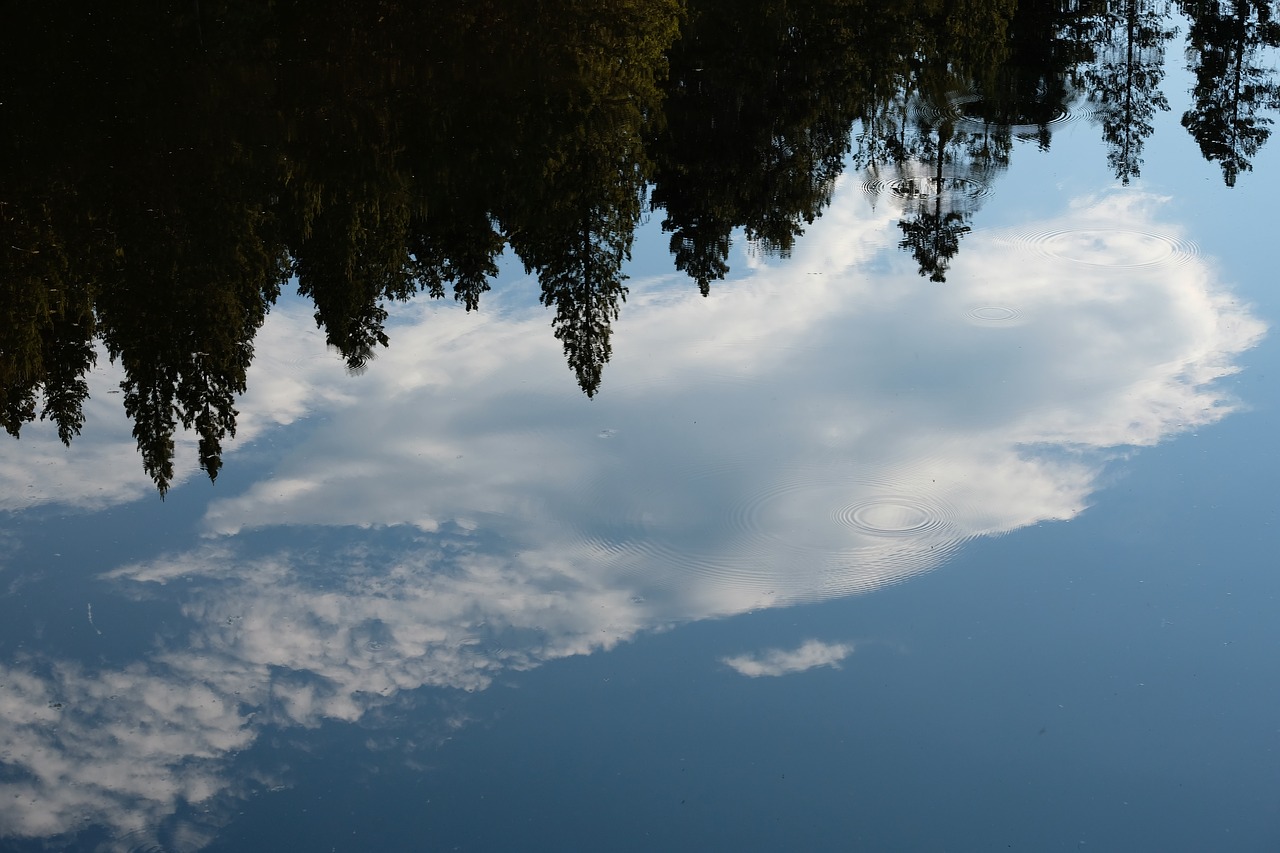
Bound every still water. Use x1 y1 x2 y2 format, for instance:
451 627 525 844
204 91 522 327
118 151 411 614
3 1 1280 850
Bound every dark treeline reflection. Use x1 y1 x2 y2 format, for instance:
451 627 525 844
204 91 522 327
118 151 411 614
2 0 1277 492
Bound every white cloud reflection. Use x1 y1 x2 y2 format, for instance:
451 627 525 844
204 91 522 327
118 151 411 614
723 640 856 677
0 657 253 841
0 185 1265 847
202 189 1264 610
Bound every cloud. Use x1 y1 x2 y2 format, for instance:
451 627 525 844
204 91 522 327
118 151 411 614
196 187 1262 611
722 640 856 677
0 183 1265 846
0 656 255 841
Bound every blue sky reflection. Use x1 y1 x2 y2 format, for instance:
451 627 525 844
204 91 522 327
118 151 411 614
0 184 1265 846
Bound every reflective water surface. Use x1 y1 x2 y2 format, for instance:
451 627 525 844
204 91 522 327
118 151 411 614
3 1 1280 850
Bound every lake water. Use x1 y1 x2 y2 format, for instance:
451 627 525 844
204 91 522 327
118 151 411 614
3 2 1280 850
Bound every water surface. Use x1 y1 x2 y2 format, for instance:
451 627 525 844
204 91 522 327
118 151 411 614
3 1 1280 850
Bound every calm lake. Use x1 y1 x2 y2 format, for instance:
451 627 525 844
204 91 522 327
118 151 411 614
3 1 1280 850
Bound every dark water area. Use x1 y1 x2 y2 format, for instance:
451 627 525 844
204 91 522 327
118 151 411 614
3 1 1280 850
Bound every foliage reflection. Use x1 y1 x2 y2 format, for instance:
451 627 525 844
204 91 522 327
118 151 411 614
1 0 1276 491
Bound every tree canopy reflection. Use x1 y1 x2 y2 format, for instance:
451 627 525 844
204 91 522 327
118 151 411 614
2 0 1276 492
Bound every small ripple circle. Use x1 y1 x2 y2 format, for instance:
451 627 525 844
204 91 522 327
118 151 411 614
838 495 949 537
966 305 1022 325
999 226 1199 269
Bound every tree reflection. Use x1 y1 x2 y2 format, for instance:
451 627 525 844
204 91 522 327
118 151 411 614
0 0 1275 490
1179 0 1280 186
1078 0 1176 185
852 0 1014 282
648 0 865 294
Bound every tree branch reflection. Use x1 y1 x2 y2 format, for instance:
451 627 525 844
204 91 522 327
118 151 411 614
1 0 1275 490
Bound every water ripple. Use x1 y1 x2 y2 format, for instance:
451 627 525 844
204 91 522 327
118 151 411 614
996 226 1199 269
572 460 975 602
966 305 1024 326
858 176 993 202
917 91 1099 135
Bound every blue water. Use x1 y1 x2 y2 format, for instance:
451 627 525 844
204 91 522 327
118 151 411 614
3 29 1280 853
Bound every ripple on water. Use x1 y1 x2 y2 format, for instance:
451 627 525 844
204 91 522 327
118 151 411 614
953 96 1072 130
838 495 950 537
567 458 759 593
997 226 1200 269
917 91 1096 136
574 459 975 603
891 176 992 201
965 305 1024 327
857 176 993 203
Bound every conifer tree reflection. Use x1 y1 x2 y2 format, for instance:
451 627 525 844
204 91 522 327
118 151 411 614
1 0 679 485
649 0 862 294
284 114 419 373
874 117 1005 283
1 2 290 492
506 111 642 398
1079 0 1175 185
1179 0 1280 186
960 0 1094 153
94 151 287 490
853 0 1015 282
500 0 680 395
0 201 97 447
2 0 1276 492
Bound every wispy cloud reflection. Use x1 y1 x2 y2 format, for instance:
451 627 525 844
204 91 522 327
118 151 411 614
0 656 254 842
0 187 1265 847
723 640 856 677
